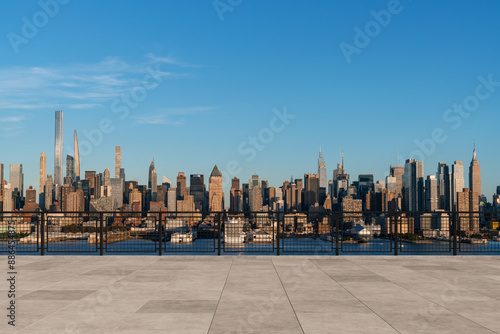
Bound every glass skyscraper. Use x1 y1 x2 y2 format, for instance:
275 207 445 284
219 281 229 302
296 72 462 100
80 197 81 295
54 110 63 199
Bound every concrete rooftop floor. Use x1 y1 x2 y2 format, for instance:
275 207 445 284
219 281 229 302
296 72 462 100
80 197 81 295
1 255 500 334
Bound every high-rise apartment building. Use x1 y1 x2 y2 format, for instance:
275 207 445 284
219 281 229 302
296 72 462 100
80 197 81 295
148 158 155 189
390 165 404 197
54 110 63 199
176 172 188 200
304 173 319 210
115 146 121 178
457 188 480 234
230 177 243 212
65 155 74 185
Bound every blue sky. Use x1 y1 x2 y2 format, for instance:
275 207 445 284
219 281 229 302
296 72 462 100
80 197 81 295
1 0 499 199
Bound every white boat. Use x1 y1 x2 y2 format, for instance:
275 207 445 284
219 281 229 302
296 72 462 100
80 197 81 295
171 231 197 243
225 233 246 244
225 218 246 244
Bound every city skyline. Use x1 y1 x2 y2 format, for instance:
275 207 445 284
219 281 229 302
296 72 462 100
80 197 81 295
1 1 499 199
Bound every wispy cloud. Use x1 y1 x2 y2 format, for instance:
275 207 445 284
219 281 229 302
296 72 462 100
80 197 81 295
146 53 201 68
0 54 191 111
0 115 26 122
131 106 214 126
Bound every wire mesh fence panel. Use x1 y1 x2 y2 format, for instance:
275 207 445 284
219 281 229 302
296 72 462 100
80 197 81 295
398 212 452 254
280 212 334 253
163 212 216 253
458 212 500 253
45 212 99 253
223 212 276 253
104 212 157 253
0 212 40 253
340 212 393 253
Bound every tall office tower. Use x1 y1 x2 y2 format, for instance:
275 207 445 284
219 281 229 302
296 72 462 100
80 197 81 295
261 180 269 207
176 172 188 200
249 174 262 212
190 174 205 211
451 161 464 210
250 185 263 211
148 158 155 189
54 110 63 199
151 169 157 202
115 146 121 178
3 183 12 212
333 152 349 199
94 173 103 198
0 163 4 203
386 175 397 194
74 130 80 180
425 175 439 212
469 144 481 203
9 164 23 197
65 155 74 185
23 186 38 211
45 175 54 210
129 188 142 211
437 163 451 211
67 188 85 213
119 168 126 191
167 187 177 211
318 148 327 194
104 168 110 187
110 178 123 209
209 165 223 212
230 177 243 212
390 165 405 197
304 173 320 210
358 174 374 201
39 153 46 208
402 159 424 211
60 185 75 212
457 188 480 234
242 183 249 211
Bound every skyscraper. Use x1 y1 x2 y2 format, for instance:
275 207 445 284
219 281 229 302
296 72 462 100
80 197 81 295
0 163 4 203
402 159 424 211
176 172 188 200
65 155 74 185
74 130 80 180
39 153 46 209
115 146 121 178
390 165 404 197
230 177 243 212
148 158 155 189
318 147 327 194
425 175 438 212
190 174 206 211
45 175 54 210
9 164 23 197
437 163 451 211
469 144 481 203
54 110 63 199
451 161 464 210
209 165 223 212
151 169 157 202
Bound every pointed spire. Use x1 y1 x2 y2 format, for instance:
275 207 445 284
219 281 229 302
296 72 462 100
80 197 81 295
473 141 477 161
211 165 222 177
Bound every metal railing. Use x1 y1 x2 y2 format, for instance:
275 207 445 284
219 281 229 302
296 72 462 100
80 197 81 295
1 210 499 255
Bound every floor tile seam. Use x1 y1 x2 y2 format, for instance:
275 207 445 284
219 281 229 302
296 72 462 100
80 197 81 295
309 259 402 334
207 257 235 334
271 258 310 334
351 261 498 333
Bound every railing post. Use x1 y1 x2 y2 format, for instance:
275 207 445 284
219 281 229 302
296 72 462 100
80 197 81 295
335 213 339 256
158 211 163 256
452 212 458 256
40 212 45 256
217 213 221 256
394 212 398 256
99 213 104 256
276 213 280 256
